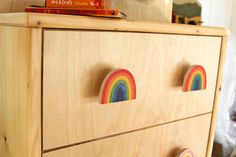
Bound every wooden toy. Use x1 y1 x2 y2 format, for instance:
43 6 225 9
183 65 207 92
99 69 136 104
173 0 203 25
176 148 195 157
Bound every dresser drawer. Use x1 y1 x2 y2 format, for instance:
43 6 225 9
43 114 211 157
43 30 221 150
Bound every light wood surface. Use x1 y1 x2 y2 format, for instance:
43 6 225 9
0 26 31 157
43 30 221 150
43 114 212 157
0 13 228 157
0 13 228 36
28 28 42 157
111 0 173 22
206 36 228 157
0 26 42 157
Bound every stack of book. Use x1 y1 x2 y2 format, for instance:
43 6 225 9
25 0 126 18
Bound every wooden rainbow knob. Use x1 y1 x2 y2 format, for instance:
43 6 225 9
99 69 136 104
176 148 195 157
183 65 207 92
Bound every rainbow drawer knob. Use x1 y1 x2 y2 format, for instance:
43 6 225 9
99 69 136 104
176 148 195 157
183 65 207 92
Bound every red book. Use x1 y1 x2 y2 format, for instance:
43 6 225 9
45 0 110 9
24 7 126 18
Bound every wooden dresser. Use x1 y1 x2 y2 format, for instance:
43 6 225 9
0 13 227 157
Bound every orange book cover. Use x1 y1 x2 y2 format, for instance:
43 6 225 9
46 0 110 9
24 7 126 18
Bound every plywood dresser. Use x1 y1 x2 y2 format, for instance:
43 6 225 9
0 13 227 157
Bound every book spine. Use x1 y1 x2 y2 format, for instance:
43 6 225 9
25 7 118 16
45 0 109 9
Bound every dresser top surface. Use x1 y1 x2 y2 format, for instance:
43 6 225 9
0 13 228 36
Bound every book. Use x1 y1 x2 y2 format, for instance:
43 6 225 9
45 0 110 9
24 7 127 19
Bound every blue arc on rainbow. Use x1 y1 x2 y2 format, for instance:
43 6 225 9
99 69 136 104
183 65 207 92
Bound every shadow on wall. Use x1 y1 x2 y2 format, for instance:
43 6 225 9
0 0 45 13
0 0 173 23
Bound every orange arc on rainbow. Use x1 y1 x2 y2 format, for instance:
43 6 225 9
183 65 207 92
177 148 195 157
99 69 136 104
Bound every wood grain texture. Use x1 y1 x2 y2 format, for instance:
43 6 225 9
43 114 212 157
0 26 42 157
111 0 173 22
0 0 44 13
0 13 28 27
0 13 227 157
0 26 31 157
43 30 221 150
206 36 228 157
28 28 42 157
0 13 228 36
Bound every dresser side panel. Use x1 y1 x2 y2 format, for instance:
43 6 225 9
206 36 228 157
0 26 41 157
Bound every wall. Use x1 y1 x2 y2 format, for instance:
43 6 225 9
111 0 173 22
200 0 234 27
230 0 236 36
0 0 173 23
0 0 234 26
0 0 44 13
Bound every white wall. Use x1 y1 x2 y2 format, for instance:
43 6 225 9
230 0 236 36
200 0 234 27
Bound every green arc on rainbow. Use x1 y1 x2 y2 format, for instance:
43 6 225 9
183 65 207 92
99 69 136 104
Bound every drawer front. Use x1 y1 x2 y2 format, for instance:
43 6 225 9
43 114 212 157
43 30 221 150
